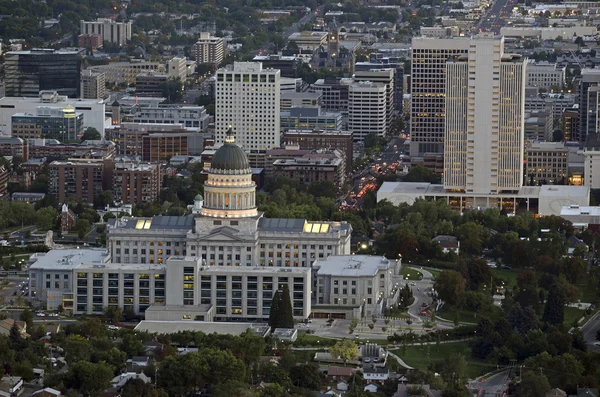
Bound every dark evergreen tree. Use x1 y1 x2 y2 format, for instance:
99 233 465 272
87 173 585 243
280 285 294 328
542 287 565 326
268 290 281 328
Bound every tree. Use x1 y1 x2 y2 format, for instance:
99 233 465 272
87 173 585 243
434 270 466 306
268 290 281 329
158 353 207 396
213 380 256 397
508 303 540 334
121 378 159 397
35 206 58 231
75 219 92 239
515 371 551 397
279 285 294 329
94 190 114 209
289 363 323 390
542 287 565 325
81 127 102 142
103 306 122 324
402 165 440 183
66 361 113 397
19 308 34 332
460 291 491 318
329 339 359 365
119 333 145 357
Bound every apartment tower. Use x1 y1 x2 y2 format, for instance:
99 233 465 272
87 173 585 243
410 37 470 157
215 62 280 167
444 35 526 194
192 32 225 65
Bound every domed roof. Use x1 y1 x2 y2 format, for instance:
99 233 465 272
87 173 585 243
210 128 251 174
194 194 203 201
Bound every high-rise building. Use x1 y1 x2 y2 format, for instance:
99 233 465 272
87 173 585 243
444 35 526 194
80 19 132 46
578 69 600 142
111 161 162 205
48 160 107 204
215 62 280 166
354 68 395 130
410 37 470 157
5 49 83 98
348 81 387 142
192 33 225 65
80 69 106 99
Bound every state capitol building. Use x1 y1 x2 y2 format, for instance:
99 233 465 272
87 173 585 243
106 129 352 267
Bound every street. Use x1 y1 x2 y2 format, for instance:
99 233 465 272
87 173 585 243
477 0 516 34
581 310 600 352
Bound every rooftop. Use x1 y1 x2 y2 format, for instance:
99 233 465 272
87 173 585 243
585 133 600 148
29 249 108 270
134 321 271 336
114 215 195 230
560 205 600 216
315 255 391 277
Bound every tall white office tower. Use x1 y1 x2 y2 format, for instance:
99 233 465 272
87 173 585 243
444 35 526 195
410 37 470 157
215 62 281 167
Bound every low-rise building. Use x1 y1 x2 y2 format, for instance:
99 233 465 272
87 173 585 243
28 248 109 311
0 166 9 200
526 61 566 90
12 192 45 203
524 109 554 141
313 255 398 317
135 73 169 97
29 252 312 320
29 140 116 161
12 106 84 142
253 55 299 78
280 91 322 111
0 137 28 160
288 31 328 51
0 91 106 135
284 129 353 173
130 104 210 131
78 33 103 49
280 107 343 132
272 149 346 186
525 142 568 185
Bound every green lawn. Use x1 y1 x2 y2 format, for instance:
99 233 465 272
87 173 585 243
491 268 518 289
438 305 504 324
425 268 440 279
563 307 585 327
401 267 423 281
390 341 494 379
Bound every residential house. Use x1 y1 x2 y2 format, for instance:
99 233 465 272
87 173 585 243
326 365 355 382
546 389 567 397
111 372 151 389
364 383 379 393
32 387 61 397
362 367 389 383
395 384 442 397
0 376 23 397
432 235 460 255
0 319 27 338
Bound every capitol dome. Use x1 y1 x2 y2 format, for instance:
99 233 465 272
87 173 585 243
201 128 258 218
209 128 251 174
